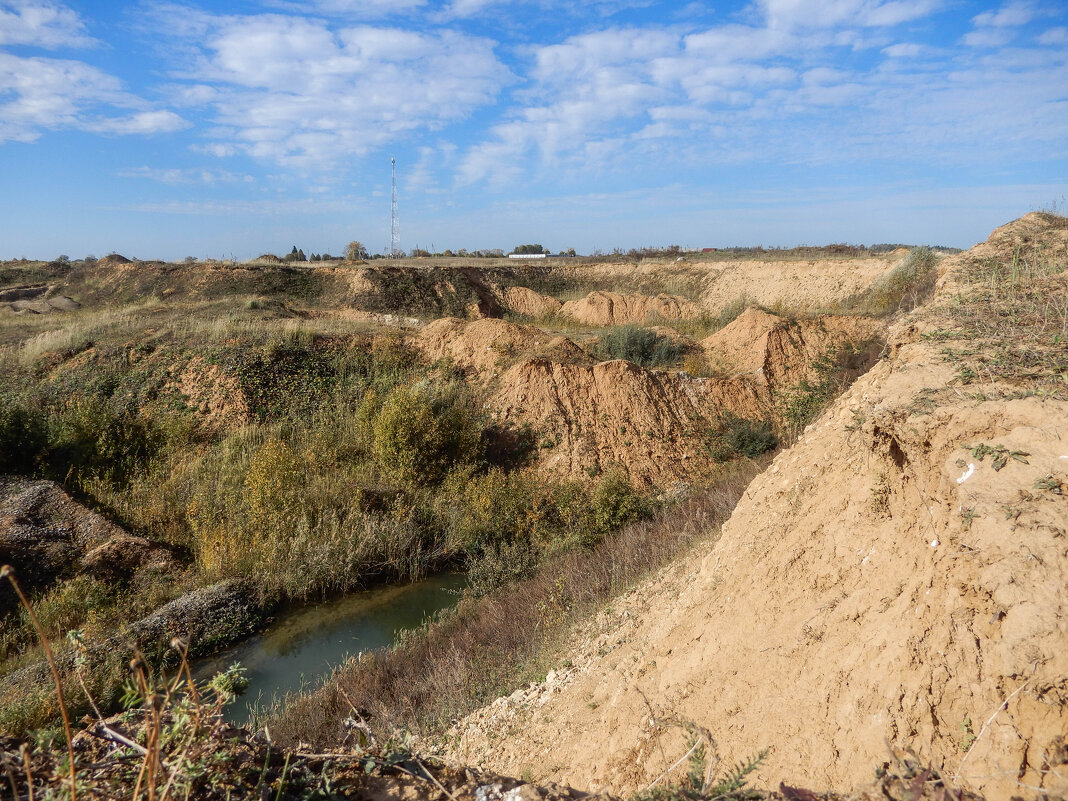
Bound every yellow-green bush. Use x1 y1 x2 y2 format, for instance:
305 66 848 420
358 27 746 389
371 383 482 486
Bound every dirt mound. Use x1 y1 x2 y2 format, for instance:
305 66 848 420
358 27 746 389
0 284 81 314
491 359 769 486
443 216 1068 799
97 254 131 267
166 356 250 432
936 211 1068 295
417 318 588 380
499 286 563 317
0 478 157 615
256 254 284 263
700 255 903 314
559 292 701 326
703 308 884 389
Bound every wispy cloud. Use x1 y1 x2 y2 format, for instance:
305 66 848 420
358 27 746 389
150 7 511 167
972 1 1035 27
117 165 252 184
0 53 188 142
457 1 1068 187
0 0 95 48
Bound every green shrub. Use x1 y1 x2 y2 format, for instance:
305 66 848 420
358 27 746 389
591 469 654 536
597 326 685 367
0 397 47 475
49 397 163 485
777 338 882 437
371 383 482 486
466 539 539 597
705 414 778 462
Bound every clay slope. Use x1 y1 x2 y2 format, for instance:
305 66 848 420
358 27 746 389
491 359 769 487
416 317 588 380
560 291 700 326
445 217 1068 798
703 308 884 389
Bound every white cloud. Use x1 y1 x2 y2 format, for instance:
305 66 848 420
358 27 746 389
882 42 926 57
972 1 1035 28
962 27 1014 47
84 110 190 135
753 0 941 30
160 10 510 167
457 0 1067 187
1037 26 1068 45
118 165 253 184
0 0 95 49
0 53 188 142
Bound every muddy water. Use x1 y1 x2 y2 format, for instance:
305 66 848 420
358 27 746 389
195 572 466 725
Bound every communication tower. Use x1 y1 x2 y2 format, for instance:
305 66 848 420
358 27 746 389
390 157 400 258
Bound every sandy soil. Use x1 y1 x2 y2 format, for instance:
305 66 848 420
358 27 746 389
439 221 1068 799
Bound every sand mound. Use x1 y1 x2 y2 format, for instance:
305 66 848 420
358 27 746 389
491 359 769 486
499 286 563 318
703 308 884 389
559 291 701 326
936 211 1068 295
97 254 132 267
444 216 1068 799
417 318 587 379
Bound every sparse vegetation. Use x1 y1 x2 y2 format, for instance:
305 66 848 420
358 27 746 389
597 325 686 367
836 246 939 316
776 337 884 438
266 460 760 748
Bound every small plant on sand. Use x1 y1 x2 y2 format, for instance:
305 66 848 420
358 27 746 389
597 326 685 368
632 710 768 801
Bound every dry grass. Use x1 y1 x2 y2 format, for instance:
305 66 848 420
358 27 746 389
267 458 764 749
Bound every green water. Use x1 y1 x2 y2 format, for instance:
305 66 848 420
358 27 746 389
195 572 466 725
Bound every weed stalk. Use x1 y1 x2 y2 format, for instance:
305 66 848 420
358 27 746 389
2 565 77 801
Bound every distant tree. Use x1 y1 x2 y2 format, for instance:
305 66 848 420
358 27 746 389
55 255 69 264
83 254 97 265
284 246 300 263
410 248 430 257
345 241 369 260
512 243 545 255
184 256 197 264
321 253 334 261
297 249 306 261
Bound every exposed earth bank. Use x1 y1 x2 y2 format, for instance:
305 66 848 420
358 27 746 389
438 215 1068 799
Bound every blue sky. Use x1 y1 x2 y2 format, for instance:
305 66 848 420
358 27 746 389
1 0 1066 259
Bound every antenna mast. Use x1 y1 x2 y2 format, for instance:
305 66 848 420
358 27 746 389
390 157 400 258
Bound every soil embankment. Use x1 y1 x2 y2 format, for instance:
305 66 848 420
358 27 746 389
442 215 1068 798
